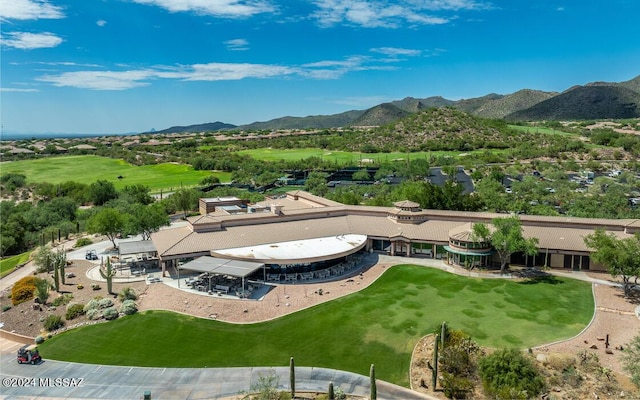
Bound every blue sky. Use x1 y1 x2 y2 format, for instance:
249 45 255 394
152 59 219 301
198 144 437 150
1 0 639 135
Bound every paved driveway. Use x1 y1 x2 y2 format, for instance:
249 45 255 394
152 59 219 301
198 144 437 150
1 346 435 400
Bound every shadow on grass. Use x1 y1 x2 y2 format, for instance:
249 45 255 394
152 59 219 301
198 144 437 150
516 269 564 285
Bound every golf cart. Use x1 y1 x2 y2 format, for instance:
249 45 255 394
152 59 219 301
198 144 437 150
17 344 41 364
85 250 98 260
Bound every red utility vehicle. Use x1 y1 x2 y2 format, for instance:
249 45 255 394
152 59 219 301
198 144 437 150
17 344 41 364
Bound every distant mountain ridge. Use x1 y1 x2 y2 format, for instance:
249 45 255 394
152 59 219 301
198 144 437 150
149 75 640 133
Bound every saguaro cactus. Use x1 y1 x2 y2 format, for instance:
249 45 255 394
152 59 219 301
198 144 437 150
328 382 335 400
100 257 117 294
432 333 439 390
441 321 447 349
369 364 377 400
290 356 295 399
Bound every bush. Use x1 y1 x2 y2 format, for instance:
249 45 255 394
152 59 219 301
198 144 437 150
52 293 73 306
65 303 85 320
43 314 64 331
98 298 114 309
118 287 137 301
35 335 45 344
77 284 84 290
478 348 545 400
11 276 38 305
91 283 101 290
2 304 11 312
120 300 138 315
83 298 100 313
623 335 640 388
103 306 119 320
74 237 93 248
441 372 474 399
86 308 102 320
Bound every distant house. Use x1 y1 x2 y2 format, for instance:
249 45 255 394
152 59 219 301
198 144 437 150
69 144 97 150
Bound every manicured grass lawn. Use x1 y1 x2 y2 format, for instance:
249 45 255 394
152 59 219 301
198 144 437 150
39 265 593 386
0 251 30 278
238 148 507 164
509 125 578 137
0 156 231 192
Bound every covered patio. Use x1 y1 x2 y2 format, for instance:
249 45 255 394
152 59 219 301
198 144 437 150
177 256 266 299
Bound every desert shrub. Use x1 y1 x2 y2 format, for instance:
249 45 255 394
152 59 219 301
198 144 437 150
65 303 85 320
118 287 137 301
91 283 101 290
623 335 640 388
34 278 50 305
83 298 100 312
2 304 12 312
52 293 73 306
34 335 45 344
10 276 38 305
43 314 64 331
441 372 474 399
440 331 482 399
120 300 138 315
97 298 114 309
103 306 119 320
74 238 93 248
86 308 102 320
478 348 545 400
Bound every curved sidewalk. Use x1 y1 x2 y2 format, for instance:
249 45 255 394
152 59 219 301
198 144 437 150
0 354 436 400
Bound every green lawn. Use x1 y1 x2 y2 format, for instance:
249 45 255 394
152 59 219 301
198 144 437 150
40 265 593 386
0 251 31 278
509 125 578 137
238 148 507 164
0 155 231 192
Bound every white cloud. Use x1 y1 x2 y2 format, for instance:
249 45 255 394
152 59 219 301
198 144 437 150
96 20 107 27
407 0 493 11
1 32 63 50
37 70 156 90
0 88 39 93
0 0 64 20
131 0 275 18
185 63 295 80
224 38 249 51
370 47 422 57
312 0 450 28
34 52 409 90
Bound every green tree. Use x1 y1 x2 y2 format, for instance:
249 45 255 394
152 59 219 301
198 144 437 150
584 229 640 297
304 171 328 197
120 184 154 205
88 180 118 206
170 189 199 219
352 169 372 181
33 245 54 273
87 208 126 248
478 348 545 400
472 216 539 274
129 203 170 240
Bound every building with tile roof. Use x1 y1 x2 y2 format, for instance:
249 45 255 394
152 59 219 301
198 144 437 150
151 191 640 277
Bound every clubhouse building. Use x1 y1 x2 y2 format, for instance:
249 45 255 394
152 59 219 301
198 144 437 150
151 191 640 280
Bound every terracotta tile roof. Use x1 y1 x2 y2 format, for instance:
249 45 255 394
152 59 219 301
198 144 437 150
152 191 640 260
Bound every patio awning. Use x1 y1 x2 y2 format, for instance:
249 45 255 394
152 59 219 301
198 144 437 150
178 256 264 279
443 245 495 257
119 240 157 256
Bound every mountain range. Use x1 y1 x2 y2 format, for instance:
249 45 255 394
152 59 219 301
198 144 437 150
151 75 640 133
